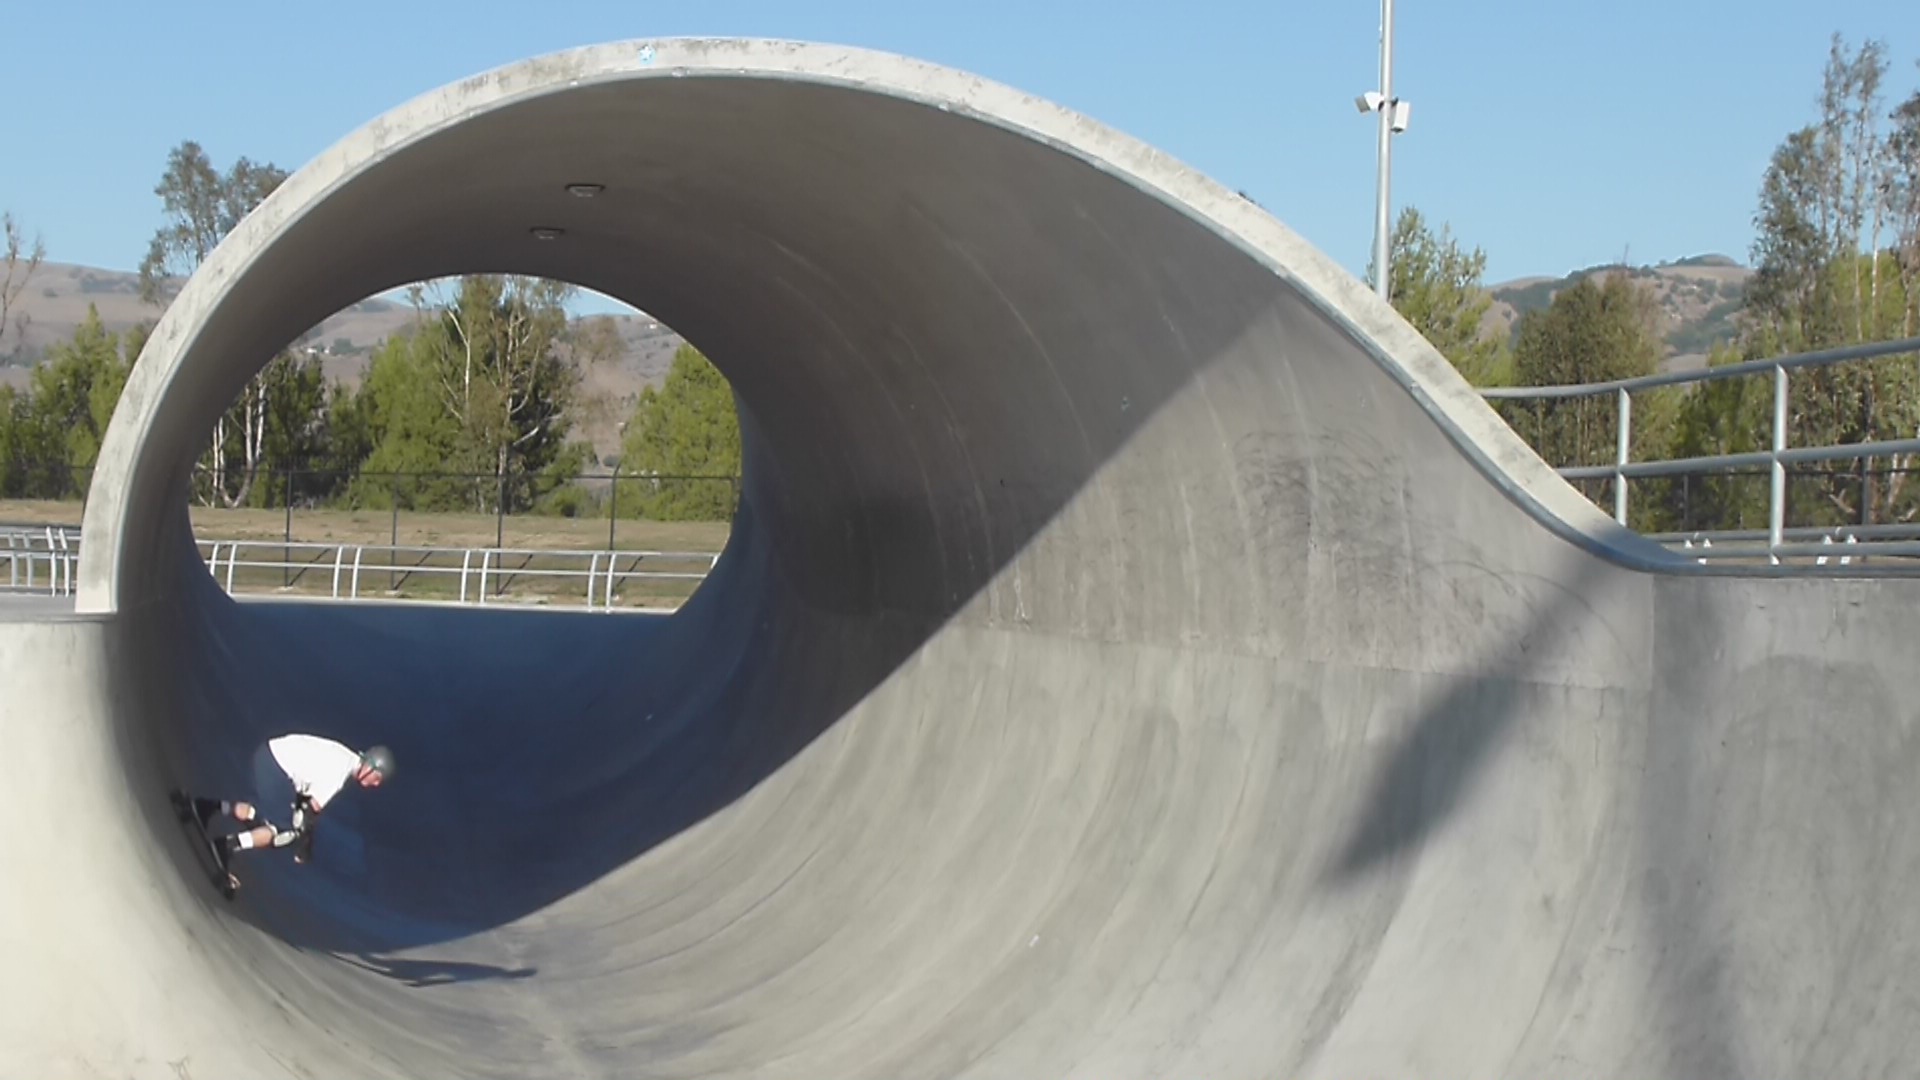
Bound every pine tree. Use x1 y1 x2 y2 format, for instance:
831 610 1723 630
0 306 134 497
343 277 588 512
1378 207 1511 385
617 345 741 521
1506 273 1675 526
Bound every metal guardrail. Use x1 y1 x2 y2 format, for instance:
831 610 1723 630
1481 335 1920 564
19 335 1920 588
1 525 80 596
196 540 717 611
1 526 717 609
1652 523 1914 564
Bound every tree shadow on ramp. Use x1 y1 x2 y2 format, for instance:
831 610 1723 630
1326 551 1622 880
1319 550 1753 1076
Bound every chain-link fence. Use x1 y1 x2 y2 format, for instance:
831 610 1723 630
0 463 741 607
0 458 95 503
0 462 740 551
11 455 1920 544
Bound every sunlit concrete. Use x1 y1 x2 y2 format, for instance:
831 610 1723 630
2 38 1916 1080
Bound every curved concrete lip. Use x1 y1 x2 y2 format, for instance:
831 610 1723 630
78 36 1679 616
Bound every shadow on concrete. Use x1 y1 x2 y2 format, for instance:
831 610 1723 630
1328 551 1618 880
1321 551 1752 1072
332 951 537 988
1638 584 1744 1078
129 107 1300 957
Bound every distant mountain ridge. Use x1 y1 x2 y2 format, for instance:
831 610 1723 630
2 262 417 373
1486 253 1753 372
6 255 1756 403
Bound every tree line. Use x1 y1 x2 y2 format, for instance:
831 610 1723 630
0 144 741 522
2 32 1917 535
1380 34 1920 533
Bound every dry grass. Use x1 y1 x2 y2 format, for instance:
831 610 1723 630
0 499 730 553
1 498 731 611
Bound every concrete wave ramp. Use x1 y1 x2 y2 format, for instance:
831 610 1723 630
4 38 1919 1080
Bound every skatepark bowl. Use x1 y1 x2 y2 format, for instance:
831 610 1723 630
6 37 1920 1080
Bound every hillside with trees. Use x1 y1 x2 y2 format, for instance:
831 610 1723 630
1378 32 1920 533
1486 256 1752 366
0 138 739 521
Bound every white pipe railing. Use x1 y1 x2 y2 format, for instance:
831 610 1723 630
0 525 79 596
1482 335 1920 565
2 526 716 606
185 539 714 610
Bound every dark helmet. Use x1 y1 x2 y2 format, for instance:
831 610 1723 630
360 744 396 779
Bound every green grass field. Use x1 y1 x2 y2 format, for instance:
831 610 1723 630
1 499 732 611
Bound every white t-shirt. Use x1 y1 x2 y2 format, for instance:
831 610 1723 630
268 734 363 810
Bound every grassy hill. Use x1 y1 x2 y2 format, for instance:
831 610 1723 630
1 262 423 372
1 262 686 463
1485 254 1752 372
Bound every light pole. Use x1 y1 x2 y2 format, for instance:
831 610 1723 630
1356 0 1410 300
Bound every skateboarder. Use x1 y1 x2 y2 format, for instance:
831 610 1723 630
175 733 395 888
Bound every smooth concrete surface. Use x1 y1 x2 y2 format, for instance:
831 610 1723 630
0 593 78 619
4 38 1918 1079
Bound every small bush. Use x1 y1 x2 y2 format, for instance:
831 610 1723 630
537 484 598 519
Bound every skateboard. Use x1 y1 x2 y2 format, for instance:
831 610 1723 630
168 790 239 900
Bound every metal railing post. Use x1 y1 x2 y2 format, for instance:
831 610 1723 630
1770 364 1788 562
608 466 618 552
5 529 724 608
1614 386 1631 526
281 468 291 587
496 474 507 551
390 479 400 592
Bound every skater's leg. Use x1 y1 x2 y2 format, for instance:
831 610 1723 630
222 825 276 854
220 824 303 856
191 797 257 824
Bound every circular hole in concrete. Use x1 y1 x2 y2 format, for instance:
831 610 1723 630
182 276 739 614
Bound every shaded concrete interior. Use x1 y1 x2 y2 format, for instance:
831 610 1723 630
11 45 1920 1080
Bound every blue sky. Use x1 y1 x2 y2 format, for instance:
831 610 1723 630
4 0 1918 292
